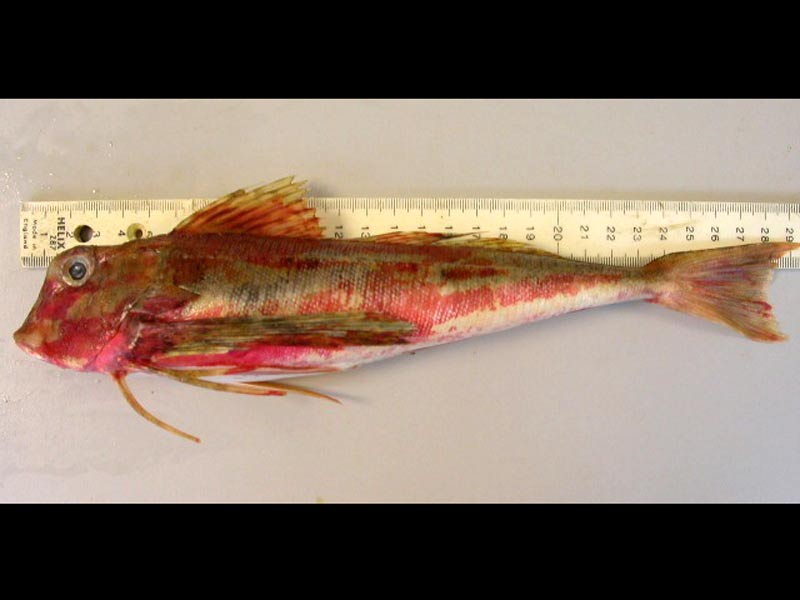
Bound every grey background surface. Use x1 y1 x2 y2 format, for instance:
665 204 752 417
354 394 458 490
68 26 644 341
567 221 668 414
1 99 798 502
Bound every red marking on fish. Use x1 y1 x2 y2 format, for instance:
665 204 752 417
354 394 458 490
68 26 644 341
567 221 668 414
394 262 421 274
441 266 504 281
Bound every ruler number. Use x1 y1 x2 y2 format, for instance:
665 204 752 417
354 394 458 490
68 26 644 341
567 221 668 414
685 225 694 241
761 227 770 243
580 224 589 240
526 226 535 241
633 226 642 242
659 226 668 241
711 226 720 242
787 227 794 243
553 225 563 242
736 226 745 242
606 225 615 242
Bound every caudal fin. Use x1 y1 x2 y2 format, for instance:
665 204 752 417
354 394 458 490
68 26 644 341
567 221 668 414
643 242 798 342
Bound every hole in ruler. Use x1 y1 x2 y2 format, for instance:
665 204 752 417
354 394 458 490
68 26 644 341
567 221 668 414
74 225 94 243
126 223 145 241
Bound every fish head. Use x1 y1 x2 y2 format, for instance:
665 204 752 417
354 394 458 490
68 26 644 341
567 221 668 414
15 243 157 372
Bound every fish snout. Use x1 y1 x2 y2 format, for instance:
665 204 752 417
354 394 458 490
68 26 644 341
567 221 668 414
14 319 48 357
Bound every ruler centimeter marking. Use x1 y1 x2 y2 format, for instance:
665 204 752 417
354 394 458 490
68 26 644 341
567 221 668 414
20 197 800 269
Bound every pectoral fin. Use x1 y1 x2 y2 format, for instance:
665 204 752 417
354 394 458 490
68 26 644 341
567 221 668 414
133 311 417 359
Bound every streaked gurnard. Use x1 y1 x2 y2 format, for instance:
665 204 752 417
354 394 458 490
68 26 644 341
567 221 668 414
14 177 798 442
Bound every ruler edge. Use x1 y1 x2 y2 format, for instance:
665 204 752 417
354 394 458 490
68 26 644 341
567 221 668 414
20 197 800 210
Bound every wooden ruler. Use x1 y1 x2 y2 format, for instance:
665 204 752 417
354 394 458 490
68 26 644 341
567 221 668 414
20 197 800 269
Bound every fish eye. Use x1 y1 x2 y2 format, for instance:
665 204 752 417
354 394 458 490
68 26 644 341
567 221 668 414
61 254 94 287
69 261 87 280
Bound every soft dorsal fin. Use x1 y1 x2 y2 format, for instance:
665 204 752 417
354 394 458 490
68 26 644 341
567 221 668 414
437 236 560 257
353 232 454 245
352 230 559 257
173 176 323 238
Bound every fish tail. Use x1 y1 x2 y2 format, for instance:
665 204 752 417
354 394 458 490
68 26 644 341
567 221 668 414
643 242 799 342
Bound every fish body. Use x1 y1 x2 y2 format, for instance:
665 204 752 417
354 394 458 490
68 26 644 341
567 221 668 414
127 234 647 375
14 177 798 442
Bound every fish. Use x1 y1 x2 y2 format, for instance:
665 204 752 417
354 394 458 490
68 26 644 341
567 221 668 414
14 176 798 442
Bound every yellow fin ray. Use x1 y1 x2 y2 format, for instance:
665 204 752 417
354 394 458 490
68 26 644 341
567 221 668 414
148 366 342 404
113 374 201 443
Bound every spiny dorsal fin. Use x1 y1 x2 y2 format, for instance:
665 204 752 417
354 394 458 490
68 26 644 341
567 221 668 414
173 176 323 238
